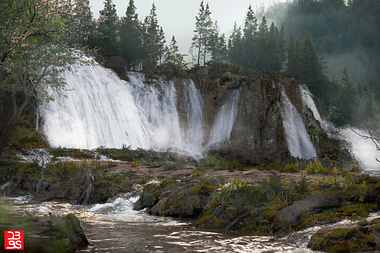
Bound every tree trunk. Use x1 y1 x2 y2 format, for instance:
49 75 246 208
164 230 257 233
80 165 95 205
36 150 46 193
197 35 202 66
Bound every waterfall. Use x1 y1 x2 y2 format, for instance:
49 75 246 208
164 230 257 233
208 88 241 146
299 84 334 133
182 79 205 155
46 58 374 165
41 60 205 156
41 61 150 150
300 84 379 171
279 88 317 159
339 128 379 172
127 72 183 150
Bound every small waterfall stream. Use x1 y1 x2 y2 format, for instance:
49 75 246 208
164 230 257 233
299 85 380 172
279 88 317 160
207 88 241 147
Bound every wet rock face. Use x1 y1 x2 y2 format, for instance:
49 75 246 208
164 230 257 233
227 78 288 163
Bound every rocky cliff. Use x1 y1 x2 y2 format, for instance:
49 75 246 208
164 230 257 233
191 65 352 166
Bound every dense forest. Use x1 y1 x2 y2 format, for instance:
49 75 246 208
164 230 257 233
1 0 380 147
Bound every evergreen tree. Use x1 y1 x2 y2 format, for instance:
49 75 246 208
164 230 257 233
266 22 285 70
142 3 165 61
255 16 269 69
64 0 95 48
242 5 258 69
208 22 227 63
165 36 180 62
165 35 185 67
228 22 243 66
158 27 166 64
286 35 303 78
192 1 214 66
119 0 142 70
337 66 356 125
302 33 323 83
98 0 119 55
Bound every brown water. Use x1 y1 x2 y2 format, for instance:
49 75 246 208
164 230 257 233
2 196 326 253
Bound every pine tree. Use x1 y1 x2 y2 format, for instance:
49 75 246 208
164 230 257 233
142 3 165 61
337 66 356 124
192 1 214 66
255 16 269 69
158 27 166 64
64 0 95 48
165 35 184 66
119 0 142 70
242 5 258 69
98 0 119 55
302 33 322 83
286 34 303 79
228 22 243 65
208 21 227 63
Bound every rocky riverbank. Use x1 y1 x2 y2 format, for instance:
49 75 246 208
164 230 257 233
1 147 380 252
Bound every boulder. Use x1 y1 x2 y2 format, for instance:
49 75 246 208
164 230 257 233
275 193 342 226
135 178 218 218
308 220 380 252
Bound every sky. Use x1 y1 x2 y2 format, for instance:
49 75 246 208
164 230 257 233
89 0 286 55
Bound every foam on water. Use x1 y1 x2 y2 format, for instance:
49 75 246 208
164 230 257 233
89 197 155 222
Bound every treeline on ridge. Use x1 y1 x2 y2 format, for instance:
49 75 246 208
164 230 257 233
77 0 379 129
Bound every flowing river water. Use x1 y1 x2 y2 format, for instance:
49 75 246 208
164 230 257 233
5 195 377 253
2 195 328 253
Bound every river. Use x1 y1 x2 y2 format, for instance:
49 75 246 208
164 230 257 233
1 195 326 253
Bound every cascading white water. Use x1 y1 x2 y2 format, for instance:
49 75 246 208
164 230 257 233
300 84 379 172
299 84 334 132
207 88 241 146
41 60 205 156
182 79 205 155
127 72 183 150
279 88 317 159
339 128 379 172
41 61 150 149
44 58 361 163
